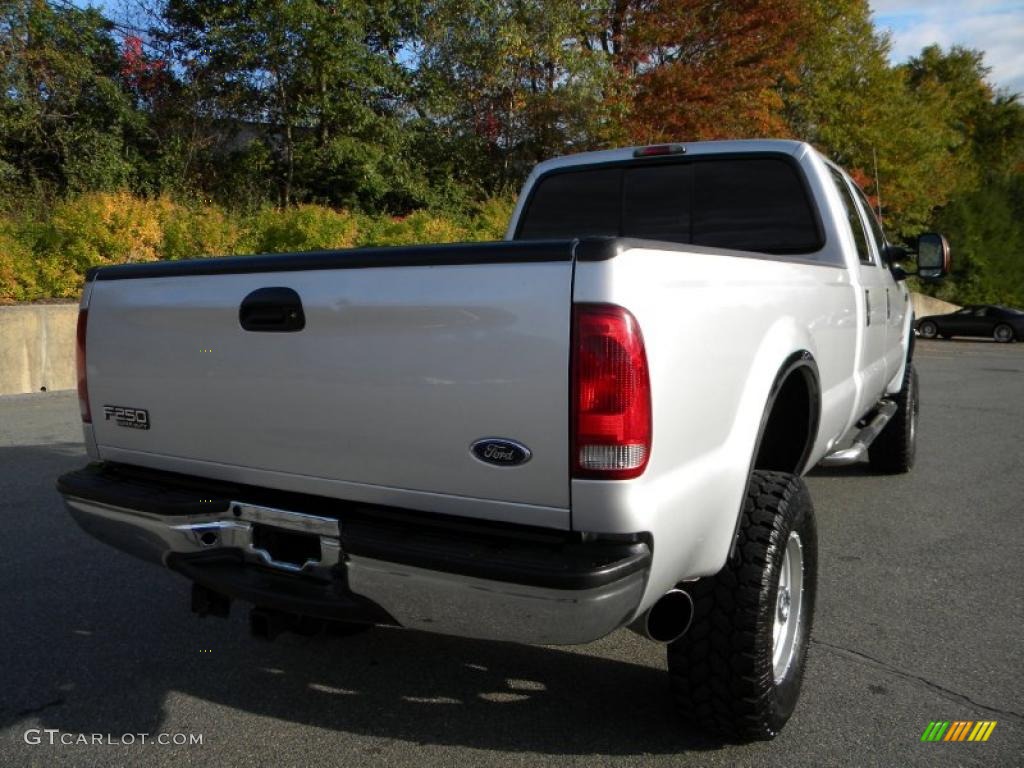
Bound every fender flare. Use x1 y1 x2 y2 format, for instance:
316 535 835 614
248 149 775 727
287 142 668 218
887 308 917 393
727 351 821 559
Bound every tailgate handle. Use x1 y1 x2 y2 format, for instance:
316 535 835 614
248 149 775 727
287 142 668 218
239 287 305 332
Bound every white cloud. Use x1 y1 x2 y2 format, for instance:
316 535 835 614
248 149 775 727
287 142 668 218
870 1 1024 95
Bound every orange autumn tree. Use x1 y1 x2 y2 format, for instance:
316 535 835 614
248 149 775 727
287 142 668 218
609 0 811 143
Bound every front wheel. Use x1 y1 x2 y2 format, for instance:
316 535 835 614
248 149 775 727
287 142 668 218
994 324 1014 343
918 321 938 339
667 471 817 741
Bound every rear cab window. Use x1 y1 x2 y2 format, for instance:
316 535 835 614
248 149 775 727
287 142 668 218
516 154 825 259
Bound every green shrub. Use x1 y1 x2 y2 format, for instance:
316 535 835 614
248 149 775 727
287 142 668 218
42 192 172 271
244 204 360 253
0 219 40 302
356 210 470 247
16 192 174 298
161 203 242 261
1 193 521 302
464 196 517 241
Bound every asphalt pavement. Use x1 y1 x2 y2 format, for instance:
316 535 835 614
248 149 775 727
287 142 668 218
1 339 1021 767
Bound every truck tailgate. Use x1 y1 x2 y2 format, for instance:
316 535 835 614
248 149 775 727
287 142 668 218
84 242 574 518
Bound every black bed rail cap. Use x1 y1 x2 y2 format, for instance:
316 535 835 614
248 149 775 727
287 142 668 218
91 239 579 280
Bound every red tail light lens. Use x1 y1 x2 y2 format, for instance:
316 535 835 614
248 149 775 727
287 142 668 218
76 308 91 423
571 304 651 479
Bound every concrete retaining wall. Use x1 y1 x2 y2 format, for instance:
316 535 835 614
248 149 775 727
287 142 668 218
0 290 966 397
0 304 79 395
910 293 960 320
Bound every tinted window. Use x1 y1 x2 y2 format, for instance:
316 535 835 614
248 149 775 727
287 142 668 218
854 186 887 258
828 168 872 264
516 168 621 240
692 159 820 253
516 155 823 255
623 163 693 243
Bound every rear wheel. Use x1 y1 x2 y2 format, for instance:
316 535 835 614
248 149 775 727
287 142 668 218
994 324 1014 343
667 471 817 741
869 363 918 474
918 321 938 339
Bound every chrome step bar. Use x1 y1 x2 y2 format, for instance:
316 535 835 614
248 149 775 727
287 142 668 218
820 400 898 466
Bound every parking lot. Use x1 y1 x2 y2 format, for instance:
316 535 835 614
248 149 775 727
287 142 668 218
1 339 1021 767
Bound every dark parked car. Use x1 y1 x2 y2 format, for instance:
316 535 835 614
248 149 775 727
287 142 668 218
916 304 1024 342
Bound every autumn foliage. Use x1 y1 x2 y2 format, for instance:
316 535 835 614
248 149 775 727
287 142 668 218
120 35 168 99
620 0 809 142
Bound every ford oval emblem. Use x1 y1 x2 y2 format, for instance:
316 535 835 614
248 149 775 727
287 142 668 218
470 438 532 467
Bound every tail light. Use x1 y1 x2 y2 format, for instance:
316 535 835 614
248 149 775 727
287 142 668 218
571 304 651 479
76 307 91 423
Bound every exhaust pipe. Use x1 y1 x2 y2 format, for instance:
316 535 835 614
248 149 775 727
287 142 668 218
634 589 694 644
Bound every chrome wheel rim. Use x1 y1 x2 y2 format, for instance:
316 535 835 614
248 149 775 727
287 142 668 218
921 323 936 338
995 326 1011 342
772 532 804 683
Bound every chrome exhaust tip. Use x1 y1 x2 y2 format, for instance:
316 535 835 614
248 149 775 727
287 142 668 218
637 588 694 644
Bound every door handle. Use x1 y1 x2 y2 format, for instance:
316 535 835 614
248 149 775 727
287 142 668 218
865 289 871 326
239 287 305 332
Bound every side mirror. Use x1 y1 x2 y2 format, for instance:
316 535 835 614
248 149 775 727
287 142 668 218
916 233 951 279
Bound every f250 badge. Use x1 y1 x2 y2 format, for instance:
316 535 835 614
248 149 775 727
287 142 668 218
103 405 150 430
470 438 531 467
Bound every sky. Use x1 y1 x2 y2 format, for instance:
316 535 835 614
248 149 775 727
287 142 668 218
870 1 1024 94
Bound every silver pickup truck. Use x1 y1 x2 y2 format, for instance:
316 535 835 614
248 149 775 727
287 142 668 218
58 139 950 740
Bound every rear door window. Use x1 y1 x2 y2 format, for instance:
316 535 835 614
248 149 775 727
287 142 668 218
854 186 888 261
828 168 873 265
517 155 823 256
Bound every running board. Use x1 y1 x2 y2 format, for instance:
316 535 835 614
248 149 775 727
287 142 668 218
820 400 898 467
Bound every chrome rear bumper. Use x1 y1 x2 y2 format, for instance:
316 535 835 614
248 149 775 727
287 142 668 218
61 469 649 646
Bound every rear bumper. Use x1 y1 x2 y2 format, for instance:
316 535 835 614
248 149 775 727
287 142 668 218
58 463 650 645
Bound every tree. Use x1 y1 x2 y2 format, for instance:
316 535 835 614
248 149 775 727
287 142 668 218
416 0 617 193
904 45 1024 182
159 0 431 211
929 174 1024 306
779 0 961 238
0 0 143 197
902 45 1024 306
617 0 810 142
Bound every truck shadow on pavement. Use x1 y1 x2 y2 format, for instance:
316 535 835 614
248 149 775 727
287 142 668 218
806 464 875 478
1 443 728 756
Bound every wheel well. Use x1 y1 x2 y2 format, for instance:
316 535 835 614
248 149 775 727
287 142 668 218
753 361 819 475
